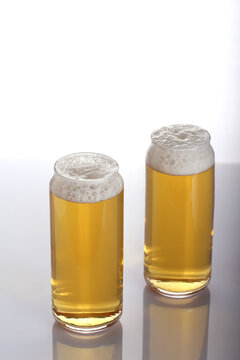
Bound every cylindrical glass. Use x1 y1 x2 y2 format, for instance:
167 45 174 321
50 152 124 332
144 124 215 297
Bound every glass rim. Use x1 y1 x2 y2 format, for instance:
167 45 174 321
151 124 211 151
54 152 119 183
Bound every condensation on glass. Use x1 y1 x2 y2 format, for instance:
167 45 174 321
50 152 124 332
144 124 215 297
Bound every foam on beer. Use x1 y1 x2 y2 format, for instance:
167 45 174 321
148 124 214 175
51 153 123 203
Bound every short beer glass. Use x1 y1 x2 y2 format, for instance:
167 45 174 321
50 153 124 332
144 125 214 297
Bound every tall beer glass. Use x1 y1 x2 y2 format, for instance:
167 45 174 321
144 125 214 297
50 153 124 332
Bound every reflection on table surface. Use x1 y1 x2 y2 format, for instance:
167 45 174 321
1 164 240 360
52 321 122 360
143 287 210 360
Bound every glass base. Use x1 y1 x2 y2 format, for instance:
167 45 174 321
53 309 122 333
144 274 210 298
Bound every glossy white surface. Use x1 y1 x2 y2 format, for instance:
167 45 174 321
1 162 239 359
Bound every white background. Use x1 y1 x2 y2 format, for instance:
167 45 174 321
0 0 239 165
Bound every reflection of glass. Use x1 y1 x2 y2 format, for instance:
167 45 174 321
52 321 122 360
143 287 210 360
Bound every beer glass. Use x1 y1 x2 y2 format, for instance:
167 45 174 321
144 124 214 297
50 153 124 332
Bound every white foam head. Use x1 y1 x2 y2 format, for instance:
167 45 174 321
50 153 123 203
147 124 214 175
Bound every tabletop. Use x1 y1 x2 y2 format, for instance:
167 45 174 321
1 161 239 359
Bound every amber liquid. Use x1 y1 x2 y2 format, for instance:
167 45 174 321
50 191 123 330
144 165 214 296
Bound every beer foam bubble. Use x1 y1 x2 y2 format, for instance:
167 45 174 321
147 124 214 175
50 153 123 203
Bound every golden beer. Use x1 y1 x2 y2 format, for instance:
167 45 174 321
50 153 124 332
144 125 215 296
